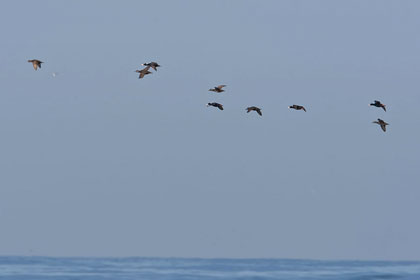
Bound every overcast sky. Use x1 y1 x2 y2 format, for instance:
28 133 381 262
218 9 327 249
1 0 420 260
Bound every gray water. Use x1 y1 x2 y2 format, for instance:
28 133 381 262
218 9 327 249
0 256 420 280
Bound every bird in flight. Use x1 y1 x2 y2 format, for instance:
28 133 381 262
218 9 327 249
373 118 389 132
207 102 224 110
135 66 152 79
370 100 386 112
28 59 43 70
246 106 262 116
288 104 306 112
209 85 226 93
142 62 161 71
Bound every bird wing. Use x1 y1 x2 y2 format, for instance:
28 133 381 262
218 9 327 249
218 104 224 110
216 85 226 89
150 65 157 71
380 123 386 132
139 68 152 78
302 106 306 112
32 62 38 70
382 106 386 112
257 109 262 116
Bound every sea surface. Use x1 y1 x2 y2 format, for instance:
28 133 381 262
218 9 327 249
0 256 420 280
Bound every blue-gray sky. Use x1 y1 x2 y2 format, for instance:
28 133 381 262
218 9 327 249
1 0 420 260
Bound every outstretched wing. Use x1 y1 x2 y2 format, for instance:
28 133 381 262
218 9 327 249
216 85 226 89
257 109 262 116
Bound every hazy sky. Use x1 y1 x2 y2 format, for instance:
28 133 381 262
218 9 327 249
1 0 420 260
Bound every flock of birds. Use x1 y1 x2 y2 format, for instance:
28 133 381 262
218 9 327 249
27 59 389 132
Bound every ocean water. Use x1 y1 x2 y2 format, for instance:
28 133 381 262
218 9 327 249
0 256 420 280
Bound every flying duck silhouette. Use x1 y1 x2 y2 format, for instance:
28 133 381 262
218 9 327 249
207 102 224 110
246 106 262 116
142 62 161 71
373 119 389 132
209 85 226 93
370 100 386 112
135 66 152 79
28 59 43 70
288 105 306 112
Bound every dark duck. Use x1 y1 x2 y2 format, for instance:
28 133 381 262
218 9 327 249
288 104 306 112
135 66 152 79
28 59 43 70
370 100 386 112
209 85 226 93
142 62 161 71
373 119 389 132
207 102 224 110
246 106 262 116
